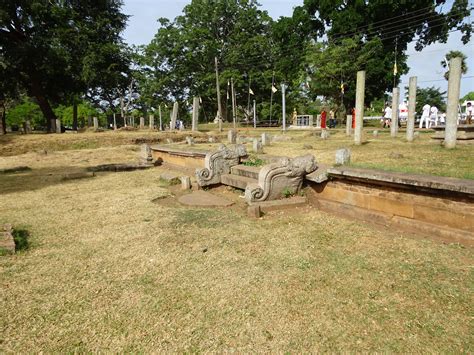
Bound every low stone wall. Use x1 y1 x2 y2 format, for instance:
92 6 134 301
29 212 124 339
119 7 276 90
308 167 474 246
150 145 207 170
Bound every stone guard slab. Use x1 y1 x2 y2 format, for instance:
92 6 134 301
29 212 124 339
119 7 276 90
245 154 317 202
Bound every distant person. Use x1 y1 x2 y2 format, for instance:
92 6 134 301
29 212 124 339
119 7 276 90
420 103 430 128
467 102 473 125
429 105 438 128
329 109 336 128
320 108 327 129
440 112 446 125
382 104 392 128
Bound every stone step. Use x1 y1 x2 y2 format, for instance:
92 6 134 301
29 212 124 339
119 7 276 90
230 165 261 180
221 174 257 190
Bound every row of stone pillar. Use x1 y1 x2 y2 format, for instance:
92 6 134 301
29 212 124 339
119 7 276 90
353 57 462 149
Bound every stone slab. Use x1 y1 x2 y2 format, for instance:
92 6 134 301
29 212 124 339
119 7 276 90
305 164 329 183
327 167 474 196
0 224 15 254
160 172 181 184
230 165 260 180
150 145 209 158
221 174 257 190
178 190 234 207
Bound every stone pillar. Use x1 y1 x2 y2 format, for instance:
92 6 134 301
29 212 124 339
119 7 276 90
93 117 99 130
261 133 269 146
139 116 145 129
56 119 61 134
391 87 400 137
228 129 237 144
149 114 155 130
445 57 462 149
346 115 352 136
25 120 31 134
406 76 417 142
192 96 199 131
88 115 92 127
170 102 178 131
281 84 287 131
354 70 365 145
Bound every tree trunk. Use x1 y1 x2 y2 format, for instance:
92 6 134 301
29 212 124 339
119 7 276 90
72 100 78 131
30 78 57 133
0 102 5 135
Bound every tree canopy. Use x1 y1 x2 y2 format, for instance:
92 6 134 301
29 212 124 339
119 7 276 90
0 0 129 131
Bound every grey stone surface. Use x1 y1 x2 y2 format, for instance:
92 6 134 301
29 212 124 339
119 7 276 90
245 154 317 202
373 130 379 137
271 135 292 142
170 102 178 131
228 129 237 144
149 114 155 130
93 117 99 130
247 205 261 218
196 144 247 187
305 164 329 183
180 176 192 190
327 167 474 196
252 139 263 153
56 119 61 134
335 148 351 166
140 144 153 164
140 116 145 129
321 129 330 140
185 136 195 146
160 172 181 185
0 224 15 254
261 133 270 146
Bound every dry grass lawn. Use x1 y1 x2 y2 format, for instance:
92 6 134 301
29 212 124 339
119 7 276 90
0 129 473 352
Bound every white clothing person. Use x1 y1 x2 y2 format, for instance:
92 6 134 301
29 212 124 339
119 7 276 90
429 106 438 128
419 104 430 128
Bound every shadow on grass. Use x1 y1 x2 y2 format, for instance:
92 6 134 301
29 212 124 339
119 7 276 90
0 166 99 195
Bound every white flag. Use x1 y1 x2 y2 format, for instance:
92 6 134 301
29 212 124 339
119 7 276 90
249 88 254 95
271 85 278 93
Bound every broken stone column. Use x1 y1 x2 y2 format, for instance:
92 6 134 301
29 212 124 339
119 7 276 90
335 148 351 165
354 70 365 145
170 102 178 131
56 119 61 134
24 120 31 134
228 129 237 144
261 133 270 146
321 129 330 140
180 176 191 190
346 115 352 136
185 136 194 145
445 57 462 149
149 114 155 130
192 96 199 131
139 116 145 129
252 138 263 153
139 144 153 165
391 87 400 138
406 76 417 142
93 117 99 130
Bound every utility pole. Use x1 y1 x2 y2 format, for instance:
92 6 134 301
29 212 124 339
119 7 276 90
281 83 287 131
231 77 236 128
215 57 223 132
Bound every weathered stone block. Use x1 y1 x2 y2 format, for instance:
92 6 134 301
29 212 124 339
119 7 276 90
335 148 351 166
321 129 330 140
185 136 195 146
180 176 192 190
261 133 270 146
373 130 379 137
228 129 237 144
160 172 181 185
247 205 261 218
252 139 263 153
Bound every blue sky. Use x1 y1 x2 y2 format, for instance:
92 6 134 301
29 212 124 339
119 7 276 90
122 0 473 97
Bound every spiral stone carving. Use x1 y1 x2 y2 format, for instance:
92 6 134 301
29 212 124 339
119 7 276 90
245 154 317 203
195 144 247 187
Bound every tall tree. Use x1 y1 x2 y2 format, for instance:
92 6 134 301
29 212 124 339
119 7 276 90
441 50 468 80
144 0 275 121
298 0 471 105
0 0 128 132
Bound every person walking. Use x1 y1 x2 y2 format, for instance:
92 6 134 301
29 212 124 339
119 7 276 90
429 105 438 128
382 104 392 128
321 108 327 129
466 102 473 125
420 103 430 128
329 109 336 128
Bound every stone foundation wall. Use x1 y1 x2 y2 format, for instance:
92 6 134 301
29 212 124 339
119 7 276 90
151 147 206 170
309 180 474 246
